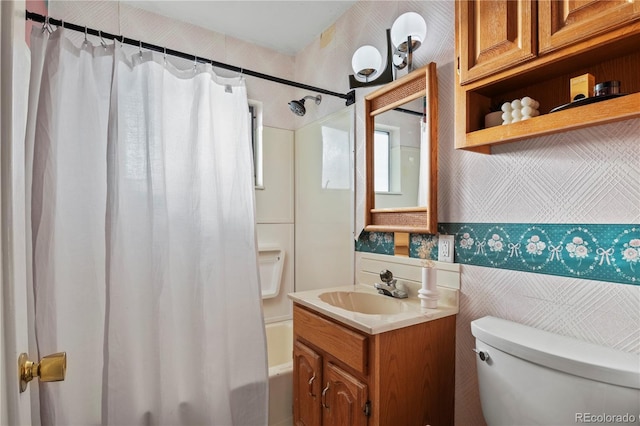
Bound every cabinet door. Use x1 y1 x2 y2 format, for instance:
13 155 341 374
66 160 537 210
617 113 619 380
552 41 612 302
538 0 640 54
321 362 368 426
293 341 322 426
457 0 537 84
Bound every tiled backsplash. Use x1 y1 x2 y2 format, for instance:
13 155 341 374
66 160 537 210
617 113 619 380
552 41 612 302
356 223 639 286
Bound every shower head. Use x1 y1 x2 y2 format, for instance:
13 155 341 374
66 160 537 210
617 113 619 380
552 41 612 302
288 95 322 116
288 99 306 116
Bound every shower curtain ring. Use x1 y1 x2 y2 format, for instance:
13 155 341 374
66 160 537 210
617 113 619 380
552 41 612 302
139 40 143 58
193 56 198 73
99 30 107 49
83 26 88 44
163 47 167 65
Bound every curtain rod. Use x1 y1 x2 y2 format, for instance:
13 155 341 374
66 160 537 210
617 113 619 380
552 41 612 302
394 107 423 117
26 11 356 106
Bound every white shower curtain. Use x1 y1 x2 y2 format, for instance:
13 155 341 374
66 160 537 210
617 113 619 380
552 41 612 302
27 28 267 426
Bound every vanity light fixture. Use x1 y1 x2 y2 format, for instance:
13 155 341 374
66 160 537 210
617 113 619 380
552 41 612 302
351 45 382 82
390 12 427 71
349 12 427 89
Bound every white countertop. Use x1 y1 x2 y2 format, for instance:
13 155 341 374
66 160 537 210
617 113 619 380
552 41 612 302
288 284 458 335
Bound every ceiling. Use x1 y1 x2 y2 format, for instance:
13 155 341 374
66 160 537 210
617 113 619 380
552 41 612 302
123 1 358 55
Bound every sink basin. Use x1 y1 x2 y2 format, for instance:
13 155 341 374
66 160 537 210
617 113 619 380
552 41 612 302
318 291 410 315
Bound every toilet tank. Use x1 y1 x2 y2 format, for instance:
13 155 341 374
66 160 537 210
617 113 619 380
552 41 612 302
471 316 640 426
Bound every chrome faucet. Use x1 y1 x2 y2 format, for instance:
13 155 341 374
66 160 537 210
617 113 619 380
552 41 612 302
374 270 408 299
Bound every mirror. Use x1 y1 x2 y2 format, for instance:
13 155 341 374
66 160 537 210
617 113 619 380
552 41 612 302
364 63 438 234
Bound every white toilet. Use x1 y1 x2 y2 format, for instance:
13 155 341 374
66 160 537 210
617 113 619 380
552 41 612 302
471 316 640 426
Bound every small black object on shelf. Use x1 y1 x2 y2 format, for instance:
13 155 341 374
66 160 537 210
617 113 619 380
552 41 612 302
549 93 628 113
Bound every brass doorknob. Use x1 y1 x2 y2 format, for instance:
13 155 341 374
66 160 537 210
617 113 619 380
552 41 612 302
18 352 66 393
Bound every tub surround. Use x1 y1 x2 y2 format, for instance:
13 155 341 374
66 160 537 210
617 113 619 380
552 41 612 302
265 320 294 426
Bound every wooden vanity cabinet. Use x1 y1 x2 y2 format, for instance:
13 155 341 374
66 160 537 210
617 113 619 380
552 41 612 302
292 304 456 426
455 0 640 152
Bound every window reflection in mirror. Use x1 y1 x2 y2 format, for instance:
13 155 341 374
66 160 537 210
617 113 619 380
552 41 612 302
373 98 425 209
374 129 390 192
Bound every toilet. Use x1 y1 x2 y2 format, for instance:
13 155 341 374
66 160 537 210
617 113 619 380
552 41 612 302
471 316 640 425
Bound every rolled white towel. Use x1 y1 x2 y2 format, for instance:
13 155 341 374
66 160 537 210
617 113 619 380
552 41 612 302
501 102 513 112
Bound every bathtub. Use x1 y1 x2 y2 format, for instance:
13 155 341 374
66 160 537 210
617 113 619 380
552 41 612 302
265 320 293 426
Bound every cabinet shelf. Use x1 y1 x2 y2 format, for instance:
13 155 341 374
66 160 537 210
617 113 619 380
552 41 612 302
455 0 640 154
459 92 640 152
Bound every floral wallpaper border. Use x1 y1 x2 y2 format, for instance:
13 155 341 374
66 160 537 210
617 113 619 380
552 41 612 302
355 223 640 286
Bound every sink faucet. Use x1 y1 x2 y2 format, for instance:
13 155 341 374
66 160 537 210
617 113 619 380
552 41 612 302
374 270 408 299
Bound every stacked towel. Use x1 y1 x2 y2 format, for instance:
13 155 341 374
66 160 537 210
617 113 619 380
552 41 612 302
501 97 540 124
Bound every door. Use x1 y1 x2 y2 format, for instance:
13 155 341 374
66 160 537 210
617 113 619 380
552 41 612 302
1 0 38 423
538 0 640 54
322 362 368 426
293 340 322 426
457 0 537 84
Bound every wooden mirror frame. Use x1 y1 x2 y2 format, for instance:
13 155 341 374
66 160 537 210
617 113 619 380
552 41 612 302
364 62 438 234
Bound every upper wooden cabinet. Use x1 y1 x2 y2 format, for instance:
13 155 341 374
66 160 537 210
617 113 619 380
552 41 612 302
459 0 537 84
459 0 640 85
539 0 640 54
455 0 640 153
